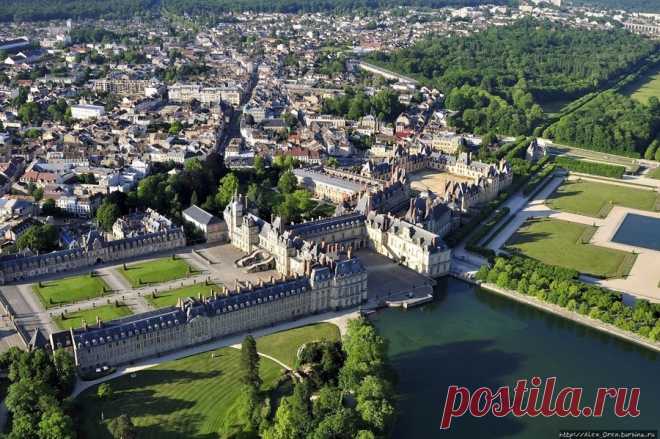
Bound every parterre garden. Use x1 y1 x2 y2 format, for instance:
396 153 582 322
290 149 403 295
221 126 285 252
546 180 660 218
146 282 223 309
55 302 133 330
505 217 636 279
33 274 110 308
119 257 197 287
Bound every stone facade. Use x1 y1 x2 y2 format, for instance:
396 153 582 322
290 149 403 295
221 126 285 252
51 260 366 371
0 227 185 284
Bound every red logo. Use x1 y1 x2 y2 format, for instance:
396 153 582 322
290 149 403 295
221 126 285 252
440 377 641 430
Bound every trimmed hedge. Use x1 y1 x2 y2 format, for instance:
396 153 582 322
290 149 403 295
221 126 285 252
555 156 625 179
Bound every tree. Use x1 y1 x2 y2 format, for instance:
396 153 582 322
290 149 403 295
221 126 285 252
97 383 113 400
18 102 41 125
265 382 312 439
277 170 297 194
240 335 261 389
52 349 76 397
107 414 136 439
215 173 238 210
16 225 59 253
169 120 183 135
356 376 394 432
96 201 121 232
41 199 61 216
38 407 75 439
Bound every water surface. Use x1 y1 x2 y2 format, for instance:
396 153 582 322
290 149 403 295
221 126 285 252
612 213 660 251
370 278 659 438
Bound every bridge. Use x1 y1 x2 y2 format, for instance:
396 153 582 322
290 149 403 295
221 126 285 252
357 61 420 85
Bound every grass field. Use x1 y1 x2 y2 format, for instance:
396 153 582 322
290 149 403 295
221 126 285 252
33 274 110 308
55 303 133 330
505 217 636 278
120 258 196 288
76 347 283 439
256 323 341 367
75 322 339 438
146 283 222 309
546 180 659 218
621 65 660 104
648 167 660 180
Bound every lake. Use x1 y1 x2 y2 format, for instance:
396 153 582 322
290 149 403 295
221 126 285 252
370 278 660 439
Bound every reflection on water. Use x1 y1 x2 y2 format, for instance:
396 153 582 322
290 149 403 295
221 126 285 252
370 278 659 439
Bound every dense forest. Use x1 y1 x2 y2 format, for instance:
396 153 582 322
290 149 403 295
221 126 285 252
0 0 159 22
544 92 660 157
0 0 508 22
369 19 656 103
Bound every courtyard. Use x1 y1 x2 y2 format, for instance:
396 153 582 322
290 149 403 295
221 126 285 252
33 274 111 308
409 169 474 193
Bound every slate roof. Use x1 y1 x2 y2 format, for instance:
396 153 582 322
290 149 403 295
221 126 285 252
183 205 220 226
62 277 312 350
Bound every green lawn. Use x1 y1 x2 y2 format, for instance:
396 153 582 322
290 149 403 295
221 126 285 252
75 323 340 438
76 347 283 439
55 303 133 330
648 167 660 180
33 274 110 308
257 323 341 368
146 283 222 309
546 180 659 218
505 217 636 279
621 65 660 104
119 258 196 288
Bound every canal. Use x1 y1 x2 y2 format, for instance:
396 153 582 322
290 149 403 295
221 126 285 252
370 278 660 438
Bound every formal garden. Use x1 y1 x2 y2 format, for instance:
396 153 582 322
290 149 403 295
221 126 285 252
505 217 636 279
33 273 111 308
546 180 660 218
119 257 198 288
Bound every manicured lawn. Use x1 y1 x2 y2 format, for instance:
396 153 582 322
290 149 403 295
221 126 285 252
505 217 636 279
257 323 341 368
33 274 110 308
76 347 283 439
622 65 660 104
648 167 660 180
546 180 659 218
146 283 222 309
119 258 196 288
55 303 133 330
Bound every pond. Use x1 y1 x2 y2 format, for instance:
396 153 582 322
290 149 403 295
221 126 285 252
370 278 659 439
612 213 660 251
